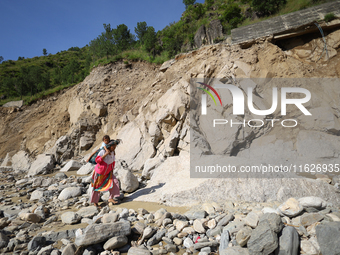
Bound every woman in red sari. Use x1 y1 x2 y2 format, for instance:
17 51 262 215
90 140 120 208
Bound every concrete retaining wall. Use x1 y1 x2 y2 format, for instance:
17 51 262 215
231 1 340 45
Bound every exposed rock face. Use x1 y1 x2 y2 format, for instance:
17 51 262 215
11 151 31 172
28 154 55 176
194 20 223 48
1 24 340 213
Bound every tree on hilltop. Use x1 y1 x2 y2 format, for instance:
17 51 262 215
144 26 157 57
43 48 48 56
135 21 148 44
183 0 196 9
112 24 135 52
0 56 3 63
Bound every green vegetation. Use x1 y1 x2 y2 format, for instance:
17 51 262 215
324 12 336 22
183 0 196 9
0 47 90 105
0 0 336 105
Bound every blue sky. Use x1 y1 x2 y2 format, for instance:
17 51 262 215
0 0 205 61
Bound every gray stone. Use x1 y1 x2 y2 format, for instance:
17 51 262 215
193 241 217 250
217 214 234 227
224 219 246 235
61 243 77 255
159 59 176 72
236 226 253 247
55 172 68 179
244 211 259 228
127 247 151 255
184 210 207 220
259 213 283 233
219 230 230 252
247 222 279 255
0 232 9 248
51 250 62 255
77 163 95 175
316 221 340 255
207 225 222 237
3 100 23 108
300 239 319 255
61 212 81 224
11 151 31 172
77 206 98 218
60 160 82 172
175 220 189 231
119 208 129 219
193 219 206 234
103 235 128 250
300 213 324 227
90 101 107 117
220 246 249 255
275 226 299 255
38 245 55 255
79 136 95 151
75 222 131 246
43 229 76 242
298 196 328 209
205 19 223 45
183 237 194 248
142 157 162 180
117 169 139 193
20 213 41 223
28 236 46 251
201 247 211 254
147 228 167 246
28 154 55 176
102 213 119 224
58 187 82 200
194 25 206 48
167 230 179 239
30 190 44 201
278 198 303 217
165 244 177 253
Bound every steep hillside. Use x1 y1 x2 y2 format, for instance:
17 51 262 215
1 26 340 204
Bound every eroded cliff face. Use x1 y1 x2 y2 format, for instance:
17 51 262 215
1 28 340 206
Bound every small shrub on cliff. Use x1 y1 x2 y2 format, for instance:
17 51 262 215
324 13 336 22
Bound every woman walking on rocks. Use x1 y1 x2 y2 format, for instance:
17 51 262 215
90 139 120 208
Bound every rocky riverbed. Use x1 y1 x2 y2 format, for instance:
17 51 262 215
1 165 340 255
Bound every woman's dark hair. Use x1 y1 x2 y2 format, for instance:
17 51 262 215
103 135 110 141
106 139 122 148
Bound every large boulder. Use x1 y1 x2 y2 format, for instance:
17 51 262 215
118 169 139 193
61 212 81 224
60 160 82 172
77 163 95 175
28 154 55 176
142 157 163 180
52 135 72 162
58 187 82 200
133 152 340 207
11 150 31 172
90 100 107 117
316 221 340 255
75 222 131 246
